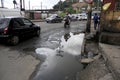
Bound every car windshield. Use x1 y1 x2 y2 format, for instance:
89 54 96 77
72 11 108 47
0 18 10 28
49 16 56 18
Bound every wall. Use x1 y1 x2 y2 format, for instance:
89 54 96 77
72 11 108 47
0 8 24 17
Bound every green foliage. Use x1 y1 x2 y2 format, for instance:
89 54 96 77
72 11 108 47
66 7 76 13
93 0 101 8
53 1 73 12
58 12 66 18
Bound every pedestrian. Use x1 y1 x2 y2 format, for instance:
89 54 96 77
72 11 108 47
93 13 99 30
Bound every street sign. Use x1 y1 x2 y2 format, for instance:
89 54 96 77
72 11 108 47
84 0 93 4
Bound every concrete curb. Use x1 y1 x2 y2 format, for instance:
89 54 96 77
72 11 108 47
31 19 45 22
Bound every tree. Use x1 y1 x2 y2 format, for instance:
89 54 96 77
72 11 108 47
53 1 70 11
53 1 74 11
65 7 76 13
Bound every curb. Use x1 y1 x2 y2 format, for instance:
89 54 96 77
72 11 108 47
31 19 45 22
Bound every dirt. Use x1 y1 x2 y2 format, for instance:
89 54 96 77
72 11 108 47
78 33 115 80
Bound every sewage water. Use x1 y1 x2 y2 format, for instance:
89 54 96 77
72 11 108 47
33 32 85 80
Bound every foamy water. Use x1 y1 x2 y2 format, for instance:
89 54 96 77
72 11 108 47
35 33 85 57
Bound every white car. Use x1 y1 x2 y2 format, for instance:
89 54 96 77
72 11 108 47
77 14 87 21
45 15 63 23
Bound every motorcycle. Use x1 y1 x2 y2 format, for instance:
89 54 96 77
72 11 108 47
64 17 71 28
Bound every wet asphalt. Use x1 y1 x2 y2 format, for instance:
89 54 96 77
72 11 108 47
33 51 83 80
0 21 87 80
31 22 86 80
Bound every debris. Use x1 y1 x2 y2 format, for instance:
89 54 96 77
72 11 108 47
81 58 94 63
81 54 101 64
98 73 114 80
88 51 93 58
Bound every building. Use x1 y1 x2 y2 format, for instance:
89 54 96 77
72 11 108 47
25 9 58 20
0 8 24 17
72 2 87 12
79 0 83 2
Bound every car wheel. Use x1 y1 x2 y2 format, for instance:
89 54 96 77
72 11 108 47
36 30 40 37
10 36 19 45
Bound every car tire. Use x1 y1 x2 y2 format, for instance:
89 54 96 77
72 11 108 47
36 30 40 37
9 36 19 45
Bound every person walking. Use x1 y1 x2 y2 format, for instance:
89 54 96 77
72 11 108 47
93 13 99 30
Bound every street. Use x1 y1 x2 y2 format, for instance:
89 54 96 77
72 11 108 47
0 0 120 80
0 21 87 80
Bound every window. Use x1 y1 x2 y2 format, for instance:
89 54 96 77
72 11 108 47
12 20 21 28
0 18 10 28
116 0 120 10
14 18 24 26
22 18 32 26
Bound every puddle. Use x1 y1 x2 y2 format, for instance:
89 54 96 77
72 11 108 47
33 32 85 80
59 32 85 56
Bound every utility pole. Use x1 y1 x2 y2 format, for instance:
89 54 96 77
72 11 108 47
23 0 25 10
29 0 30 10
86 4 92 33
20 0 22 10
84 0 93 33
1 0 4 8
20 0 25 11
41 2 42 10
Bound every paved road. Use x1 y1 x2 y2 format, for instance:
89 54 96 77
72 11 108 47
0 21 87 80
7 21 87 55
35 21 86 33
31 21 86 80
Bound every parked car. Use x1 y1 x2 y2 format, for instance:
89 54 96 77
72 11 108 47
77 13 87 21
70 16 78 21
45 15 63 23
70 14 78 21
0 17 41 45
77 15 85 21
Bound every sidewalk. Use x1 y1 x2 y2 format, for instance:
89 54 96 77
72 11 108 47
0 46 40 80
99 43 120 80
90 22 120 80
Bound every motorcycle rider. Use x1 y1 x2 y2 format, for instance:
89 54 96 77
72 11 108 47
64 13 71 28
